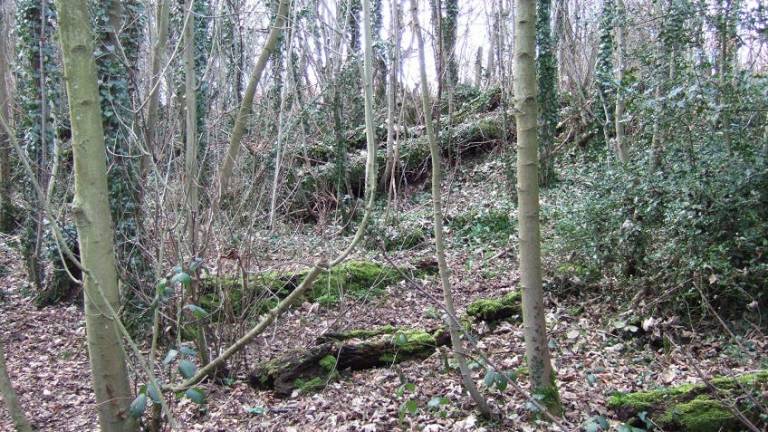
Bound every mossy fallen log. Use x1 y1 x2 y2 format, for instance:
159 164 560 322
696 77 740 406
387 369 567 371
608 371 768 432
200 261 401 319
248 291 521 396
465 291 521 324
250 328 450 396
290 113 511 219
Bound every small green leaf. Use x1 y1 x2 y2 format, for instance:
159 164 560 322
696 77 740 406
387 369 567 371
427 396 449 410
483 369 498 388
185 388 205 404
163 349 178 365
586 373 598 386
404 383 416 392
171 272 192 288
147 383 161 403
401 399 418 415
246 406 266 415
128 394 147 418
597 416 609 429
393 333 408 347
178 359 197 379
179 345 197 357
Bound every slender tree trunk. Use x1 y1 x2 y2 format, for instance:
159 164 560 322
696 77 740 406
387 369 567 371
410 0 491 417
145 0 169 173
218 0 289 197
184 0 199 234
0 338 34 432
614 0 627 162
383 0 400 204
0 10 13 233
268 3 298 229
55 0 136 429
513 0 562 416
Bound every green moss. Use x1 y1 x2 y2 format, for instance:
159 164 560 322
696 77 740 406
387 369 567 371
200 261 402 317
395 329 437 353
534 382 563 417
308 261 401 305
659 396 739 432
341 325 397 340
466 291 521 322
319 355 337 372
610 372 768 431
379 353 395 363
294 377 327 394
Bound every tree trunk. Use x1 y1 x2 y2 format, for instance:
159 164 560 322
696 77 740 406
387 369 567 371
411 0 491 416
218 0 289 197
613 0 627 162
0 9 13 233
55 0 137 429
145 0 169 174
0 338 34 432
513 0 562 416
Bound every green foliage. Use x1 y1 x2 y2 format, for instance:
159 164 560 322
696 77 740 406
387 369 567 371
449 202 515 246
537 0 558 186
548 65 768 317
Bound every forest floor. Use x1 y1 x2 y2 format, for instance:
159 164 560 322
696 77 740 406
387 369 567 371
1 157 766 431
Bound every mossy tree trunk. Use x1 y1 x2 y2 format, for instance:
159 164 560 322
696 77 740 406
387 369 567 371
513 0 562 417
411 0 491 416
55 0 137 429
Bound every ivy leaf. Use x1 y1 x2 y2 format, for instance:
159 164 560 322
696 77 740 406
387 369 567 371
128 394 147 418
171 272 192 288
483 369 498 388
146 383 162 404
184 388 205 404
179 345 197 357
178 359 197 379
163 349 178 365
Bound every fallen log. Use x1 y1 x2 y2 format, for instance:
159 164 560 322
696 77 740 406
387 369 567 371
200 261 402 320
248 291 521 396
290 112 511 220
608 371 768 432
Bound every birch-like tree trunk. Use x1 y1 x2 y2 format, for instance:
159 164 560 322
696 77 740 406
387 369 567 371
513 0 562 416
411 0 491 417
55 0 137 429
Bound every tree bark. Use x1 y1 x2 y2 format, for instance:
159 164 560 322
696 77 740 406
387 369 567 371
0 8 13 233
0 338 34 432
513 0 562 416
55 0 137 429
218 0 289 197
411 0 491 417
144 0 169 173
614 0 627 162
